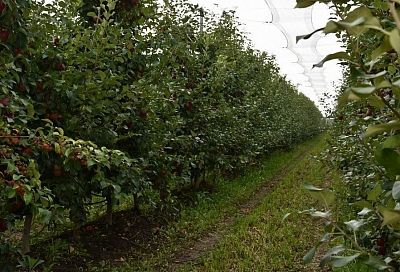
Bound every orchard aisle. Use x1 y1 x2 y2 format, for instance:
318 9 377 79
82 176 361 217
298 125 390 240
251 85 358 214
110 135 336 272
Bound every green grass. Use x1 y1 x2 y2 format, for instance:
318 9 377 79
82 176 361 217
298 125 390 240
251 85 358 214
336 263 375 272
177 135 330 272
109 135 332 272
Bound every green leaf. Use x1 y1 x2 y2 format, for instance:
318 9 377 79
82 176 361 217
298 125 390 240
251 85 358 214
15 31 28 49
98 70 107 81
364 255 390 270
360 70 387 79
393 78 400 87
23 192 33 205
28 160 40 180
375 147 400 176
345 219 365 231
375 80 392 89
324 21 339 34
113 184 121 194
372 36 392 60
54 142 61 155
337 17 366 28
353 200 373 210
366 95 385 109
310 210 332 218
365 121 400 137
7 188 16 198
344 6 373 25
383 134 400 149
338 90 361 106
331 254 360 268
296 28 324 43
389 29 400 55
282 213 291 222
304 183 335 208
351 85 375 95
26 103 34 118
368 184 382 202
379 207 400 229
358 207 372 216
324 6 381 36
309 191 335 208
320 245 346 267
304 183 323 191
295 0 317 8
36 208 52 225
313 52 351 68
303 247 317 264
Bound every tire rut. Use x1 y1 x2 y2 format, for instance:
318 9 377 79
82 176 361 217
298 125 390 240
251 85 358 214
168 147 312 271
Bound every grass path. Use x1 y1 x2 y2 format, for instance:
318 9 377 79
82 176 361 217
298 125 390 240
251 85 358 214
110 135 336 272
177 136 332 272
168 146 308 270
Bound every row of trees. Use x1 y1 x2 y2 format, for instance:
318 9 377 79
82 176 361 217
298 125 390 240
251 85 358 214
0 0 324 268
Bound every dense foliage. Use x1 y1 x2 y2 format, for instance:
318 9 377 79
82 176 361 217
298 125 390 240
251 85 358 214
0 0 323 268
297 0 400 270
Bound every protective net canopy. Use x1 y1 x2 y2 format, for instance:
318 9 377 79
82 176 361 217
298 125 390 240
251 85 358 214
187 0 343 106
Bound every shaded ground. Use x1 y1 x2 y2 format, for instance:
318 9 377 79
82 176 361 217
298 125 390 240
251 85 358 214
34 212 165 271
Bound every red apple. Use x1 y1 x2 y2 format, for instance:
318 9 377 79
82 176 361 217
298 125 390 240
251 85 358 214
4 112 14 119
16 82 25 93
129 0 140 6
125 121 133 129
0 29 9 43
80 159 87 167
40 143 53 152
55 62 65 71
17 164 28 176
52 165 63 177
53 37 60 46
36 81 44 92
0 97 9 106
13 48 23 56
139 109 147 119
83 225 96 232
184 101 193 112
8 137 19 145
0 218 7 233
0 1 6 13
0 2 6 14
22 147 33 155
377 238 386 255
47 112 62 121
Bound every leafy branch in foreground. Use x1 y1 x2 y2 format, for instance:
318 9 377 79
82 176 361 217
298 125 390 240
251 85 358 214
296 0 400 270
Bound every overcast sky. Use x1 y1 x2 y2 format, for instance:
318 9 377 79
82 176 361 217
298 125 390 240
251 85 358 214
187 0 343 106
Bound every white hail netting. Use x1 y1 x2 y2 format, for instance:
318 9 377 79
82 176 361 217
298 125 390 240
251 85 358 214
187 0 343 106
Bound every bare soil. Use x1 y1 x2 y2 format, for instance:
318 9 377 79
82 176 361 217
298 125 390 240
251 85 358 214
34 211 165 271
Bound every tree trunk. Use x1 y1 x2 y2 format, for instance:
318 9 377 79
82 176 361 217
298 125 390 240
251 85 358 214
106 191 113 226
22 213 33 254
73 228 81 240
133 195 140 215
202 166 206 183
